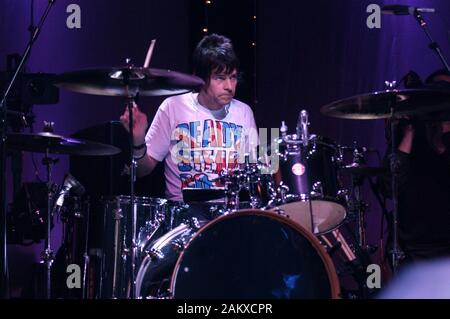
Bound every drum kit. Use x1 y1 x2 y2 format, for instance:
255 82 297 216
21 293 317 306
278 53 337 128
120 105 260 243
0 45 450 299
3 60 450 299
1 0 450 300
2 60 450 300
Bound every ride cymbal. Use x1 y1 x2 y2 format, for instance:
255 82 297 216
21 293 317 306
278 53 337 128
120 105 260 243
53 67 204 97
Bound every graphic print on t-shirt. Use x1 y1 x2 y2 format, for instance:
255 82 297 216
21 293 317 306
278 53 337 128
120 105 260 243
171 118 249 189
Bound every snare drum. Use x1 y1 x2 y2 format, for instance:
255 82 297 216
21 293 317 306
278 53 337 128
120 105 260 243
136 209 340 299
272 134 346 234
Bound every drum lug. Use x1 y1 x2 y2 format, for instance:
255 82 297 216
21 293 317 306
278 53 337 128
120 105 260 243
147 248 164 260
112 207 123 220
273 207 289 218
187 217 202 231
277 182 290 203
311 181 324 197
171 238 186 253
121 247 130 258
337 189 349 201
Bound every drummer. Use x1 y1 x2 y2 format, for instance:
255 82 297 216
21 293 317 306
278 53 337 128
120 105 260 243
120 33 258 217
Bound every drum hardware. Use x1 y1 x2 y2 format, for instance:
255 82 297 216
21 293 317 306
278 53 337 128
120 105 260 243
54 62 204 299
216 154 275 212
320 225 378 299
321 87 450 272
100 195 175 298
137 221 163 255
271 207 290 220
338 146 382 296
6 124 116 298
41 152 57 300
53 174 88 299
171 239 186 253
343 146 370 248
321 235 342 257
269 117 347 234
147 248 165 261
276 182 290 204
311 181 324 198
186 217 202 231
0 1 58 297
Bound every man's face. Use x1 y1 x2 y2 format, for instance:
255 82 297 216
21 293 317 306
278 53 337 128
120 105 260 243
201 69 238 109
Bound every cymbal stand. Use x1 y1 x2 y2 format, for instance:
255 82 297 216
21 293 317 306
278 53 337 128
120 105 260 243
0 0 56 298
41 148 58 299
389 103 404 273
348 147 368 248
123 63 138 299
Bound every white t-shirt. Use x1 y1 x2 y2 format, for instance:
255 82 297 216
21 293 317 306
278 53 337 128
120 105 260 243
145 92 258 201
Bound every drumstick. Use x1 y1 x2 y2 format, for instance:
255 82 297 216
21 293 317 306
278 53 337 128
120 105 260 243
144 39 156 68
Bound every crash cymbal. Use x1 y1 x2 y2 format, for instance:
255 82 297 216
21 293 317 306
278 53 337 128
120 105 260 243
53 67 205 97
7 132 121 156
340 163 388 176
321 89 450 120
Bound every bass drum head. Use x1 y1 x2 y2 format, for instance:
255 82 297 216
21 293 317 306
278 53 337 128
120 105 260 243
170 210 340 299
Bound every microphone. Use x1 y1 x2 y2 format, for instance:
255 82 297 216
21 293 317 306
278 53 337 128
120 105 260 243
53 173 85 214
381 5 435 15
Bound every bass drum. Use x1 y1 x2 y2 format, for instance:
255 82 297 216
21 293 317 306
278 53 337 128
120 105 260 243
136 210 340 299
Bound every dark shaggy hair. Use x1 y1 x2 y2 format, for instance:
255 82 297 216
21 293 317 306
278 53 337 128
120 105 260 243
192 33 239 82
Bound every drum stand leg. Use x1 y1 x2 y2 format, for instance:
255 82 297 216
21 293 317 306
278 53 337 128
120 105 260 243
82 200 90 299
123 68 139 299
389 111 404 273
41 150 58 299
126 94 141 299
345 148 380 297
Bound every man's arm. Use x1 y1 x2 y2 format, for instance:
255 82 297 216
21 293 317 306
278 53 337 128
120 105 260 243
135 151 159 177
378 124 414 198
120 103 160 177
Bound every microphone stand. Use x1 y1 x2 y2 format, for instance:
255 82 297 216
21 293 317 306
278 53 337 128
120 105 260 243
413 9 450 72
0 0 56 298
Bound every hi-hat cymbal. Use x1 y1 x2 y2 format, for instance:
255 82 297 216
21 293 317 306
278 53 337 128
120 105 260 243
7 132 121 156
321 89 450 120
53 67 205 97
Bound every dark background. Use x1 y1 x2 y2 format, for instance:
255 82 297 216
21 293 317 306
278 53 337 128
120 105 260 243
1 0 450 297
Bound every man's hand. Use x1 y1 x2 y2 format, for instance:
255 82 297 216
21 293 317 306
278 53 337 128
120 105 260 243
398 124 414 154
120 103 149 144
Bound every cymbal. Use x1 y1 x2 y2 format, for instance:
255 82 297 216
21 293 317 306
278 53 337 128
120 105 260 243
321 89 450 120
7 132 121 156
340 164 388 176
53 67 205 97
